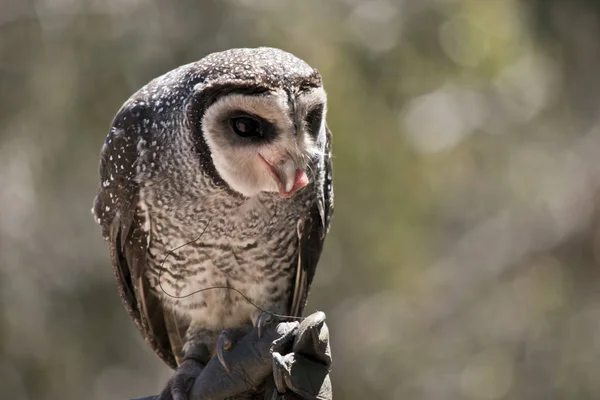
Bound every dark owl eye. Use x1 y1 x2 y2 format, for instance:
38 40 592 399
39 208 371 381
229 116 262 138
306 105 324 137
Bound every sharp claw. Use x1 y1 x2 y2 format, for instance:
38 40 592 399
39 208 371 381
257 312 274 338
216 330 232 373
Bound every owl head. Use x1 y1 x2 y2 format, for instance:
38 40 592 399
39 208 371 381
189 47 328 198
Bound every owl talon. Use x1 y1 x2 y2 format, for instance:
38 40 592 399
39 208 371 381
257 311 276 339
216 329 233 373
216 327 251 373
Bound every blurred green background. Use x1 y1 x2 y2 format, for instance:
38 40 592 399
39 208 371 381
3 0 600 399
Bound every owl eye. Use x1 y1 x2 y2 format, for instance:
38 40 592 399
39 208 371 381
229 116 262 138
306 105 324 137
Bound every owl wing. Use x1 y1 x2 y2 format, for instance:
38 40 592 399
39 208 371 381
93 103 183 369
289 126 334 317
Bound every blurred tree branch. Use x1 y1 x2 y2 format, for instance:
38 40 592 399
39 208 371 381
418 125 600 332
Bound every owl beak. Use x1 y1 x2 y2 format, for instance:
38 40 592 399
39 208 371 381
279 167 309 198
258 154 309 198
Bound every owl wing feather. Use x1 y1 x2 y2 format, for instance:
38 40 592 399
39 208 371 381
94 103 182 369
289 126 334 317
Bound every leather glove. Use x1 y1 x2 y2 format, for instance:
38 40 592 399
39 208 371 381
133 311 332 400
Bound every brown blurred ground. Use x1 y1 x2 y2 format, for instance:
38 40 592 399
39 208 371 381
2 1 600 399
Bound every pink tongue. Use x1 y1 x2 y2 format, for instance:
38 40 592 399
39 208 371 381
280 169 309 198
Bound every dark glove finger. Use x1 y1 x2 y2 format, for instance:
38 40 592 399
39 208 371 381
270 312 332 400
189 321 299 400
272 353 332 400
292 312 331 367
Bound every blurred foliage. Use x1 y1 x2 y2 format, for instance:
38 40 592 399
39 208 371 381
2 0 600 399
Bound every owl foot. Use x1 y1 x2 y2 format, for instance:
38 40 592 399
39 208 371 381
158 353 206 400
216 326 252 373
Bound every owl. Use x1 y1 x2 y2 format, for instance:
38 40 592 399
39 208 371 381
92 47 333 399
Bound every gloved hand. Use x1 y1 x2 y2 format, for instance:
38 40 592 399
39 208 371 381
132 311 332 400
268 311 332 400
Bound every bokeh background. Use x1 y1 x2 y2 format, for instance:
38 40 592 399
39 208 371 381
3 0 600 399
